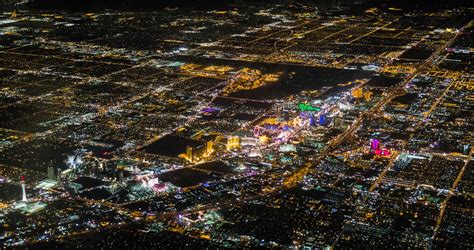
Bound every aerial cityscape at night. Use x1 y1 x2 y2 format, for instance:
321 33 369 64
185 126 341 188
0 0 472 248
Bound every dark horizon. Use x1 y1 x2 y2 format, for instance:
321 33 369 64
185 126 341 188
2 0 471 11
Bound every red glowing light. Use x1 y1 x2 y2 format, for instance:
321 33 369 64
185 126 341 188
374 149 391 156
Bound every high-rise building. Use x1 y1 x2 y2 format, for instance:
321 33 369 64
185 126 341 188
179 145 195 163
206 141 214 156
47 166 55 180
351 88 363 98
186 146 193 162
57 168 62 183
226 136 240 150
463 144 471 155
118 168 124 184
364 91 373 101
370 139 380 150
319 114 327 126
309 115 317 126
21 175 27 202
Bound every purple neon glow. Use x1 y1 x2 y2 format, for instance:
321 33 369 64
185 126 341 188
201 107 220 113
371 139 379 150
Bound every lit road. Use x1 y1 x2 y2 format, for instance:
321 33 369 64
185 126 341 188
432 147 473 240
369 150 399 192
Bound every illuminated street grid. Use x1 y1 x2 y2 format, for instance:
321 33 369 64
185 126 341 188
0 2 472 249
